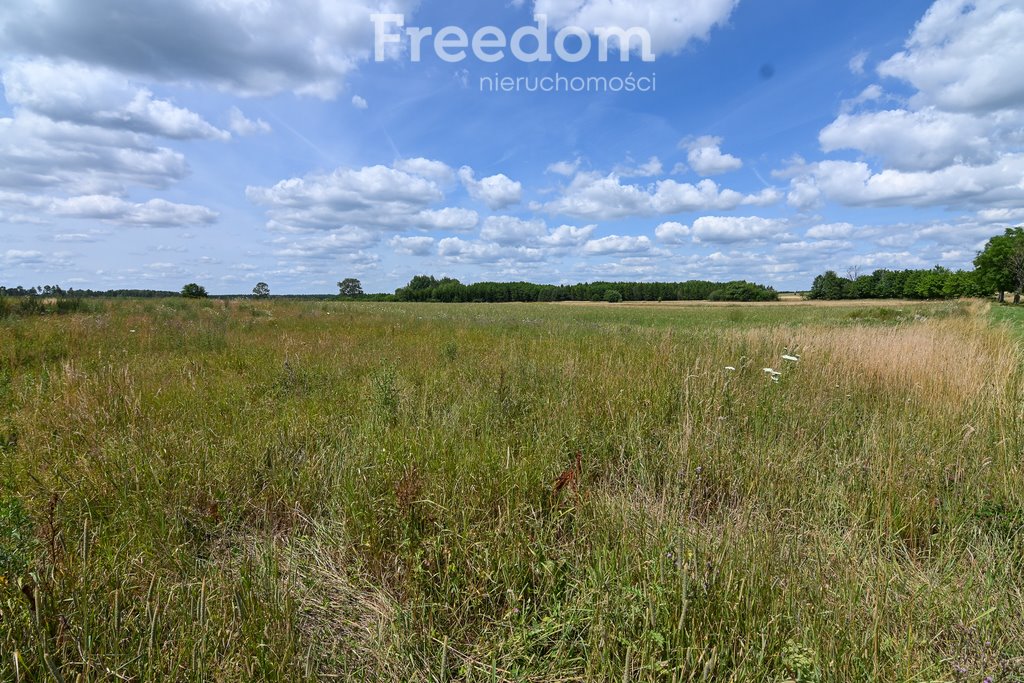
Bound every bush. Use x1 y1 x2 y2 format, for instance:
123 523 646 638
54 298 87 314
181 283 208 299
604 289 623 303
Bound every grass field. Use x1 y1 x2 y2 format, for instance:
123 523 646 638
1 298 1022 682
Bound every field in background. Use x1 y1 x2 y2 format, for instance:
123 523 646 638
1 299 1022 681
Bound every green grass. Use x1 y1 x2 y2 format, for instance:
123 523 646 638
992 303 1024 338
1 298 1022 681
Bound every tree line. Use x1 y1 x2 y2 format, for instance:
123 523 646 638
0 285 178 298
392 275 779 303
808 228 1024 303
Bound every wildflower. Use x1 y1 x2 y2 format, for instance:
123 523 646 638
782 354 800 362
725 366 737 371
763 368 782 382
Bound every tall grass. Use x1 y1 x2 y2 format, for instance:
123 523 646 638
0 299 1022 681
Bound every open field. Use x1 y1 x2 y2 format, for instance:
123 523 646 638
1 298 1023 682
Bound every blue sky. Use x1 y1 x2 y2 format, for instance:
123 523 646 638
1 0 1023 294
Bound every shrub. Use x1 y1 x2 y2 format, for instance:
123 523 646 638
181 283 208 299
604 289 623 303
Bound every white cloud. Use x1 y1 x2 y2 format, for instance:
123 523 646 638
545 171 779 220
849 51 868 75
275 228 380 258
582 235 652 255
394 158 456 184
0 0 420 98
0 107 191 196
390 235 435 255
0 190 217 228
352 95 368 110
246 163 446 232
3 249 46 265
480 216 548 245
652 179 778 213
689 216 789 243
683 136 743 176
819 108 997 171
540 224 595 247
654 221 691 244
436 237 546 265
458 167 523 210
3 60 229 140
878 0 1024 112
806 222 855 239
783 156 1024 208
414 207 479 231
547 159 581 176
48 196 218 227
615 156 663 177
228 107 271 136
533 0 740 56
977 207 1024 224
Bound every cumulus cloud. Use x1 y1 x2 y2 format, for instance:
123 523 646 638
390 235 436 255
540 224 596 247
0 188 216 228
458 167 523 210
805 222 855 239
275 228 380 258
0 0 419 98
414 207 479 231
480 216 548 245
615 156 664 177
878 0 1024 112
819 108 998 171
683 136 743 176
545 171 779 220
582 235 652 255
352 95 368 110
804 0 1024 215
48 195 218 227
532 0 740 56
394 158 456 184
782 156 1024 209
2 59 230 140
436 237 546 265
228 107 271 136
246 163 447 232
688 216 790 243
655 221 691 244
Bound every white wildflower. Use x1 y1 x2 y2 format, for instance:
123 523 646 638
782 354 800 362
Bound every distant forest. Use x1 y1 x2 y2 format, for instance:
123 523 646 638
392 276 779 303
808 228 1024 303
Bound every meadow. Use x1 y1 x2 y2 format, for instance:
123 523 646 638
1 298 1022 682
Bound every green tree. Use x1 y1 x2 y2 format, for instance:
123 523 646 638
181 283 208 299
974 227 1024 303
252 282 270 299
338 278 365 299
807 271 848 300
604 289 623 303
